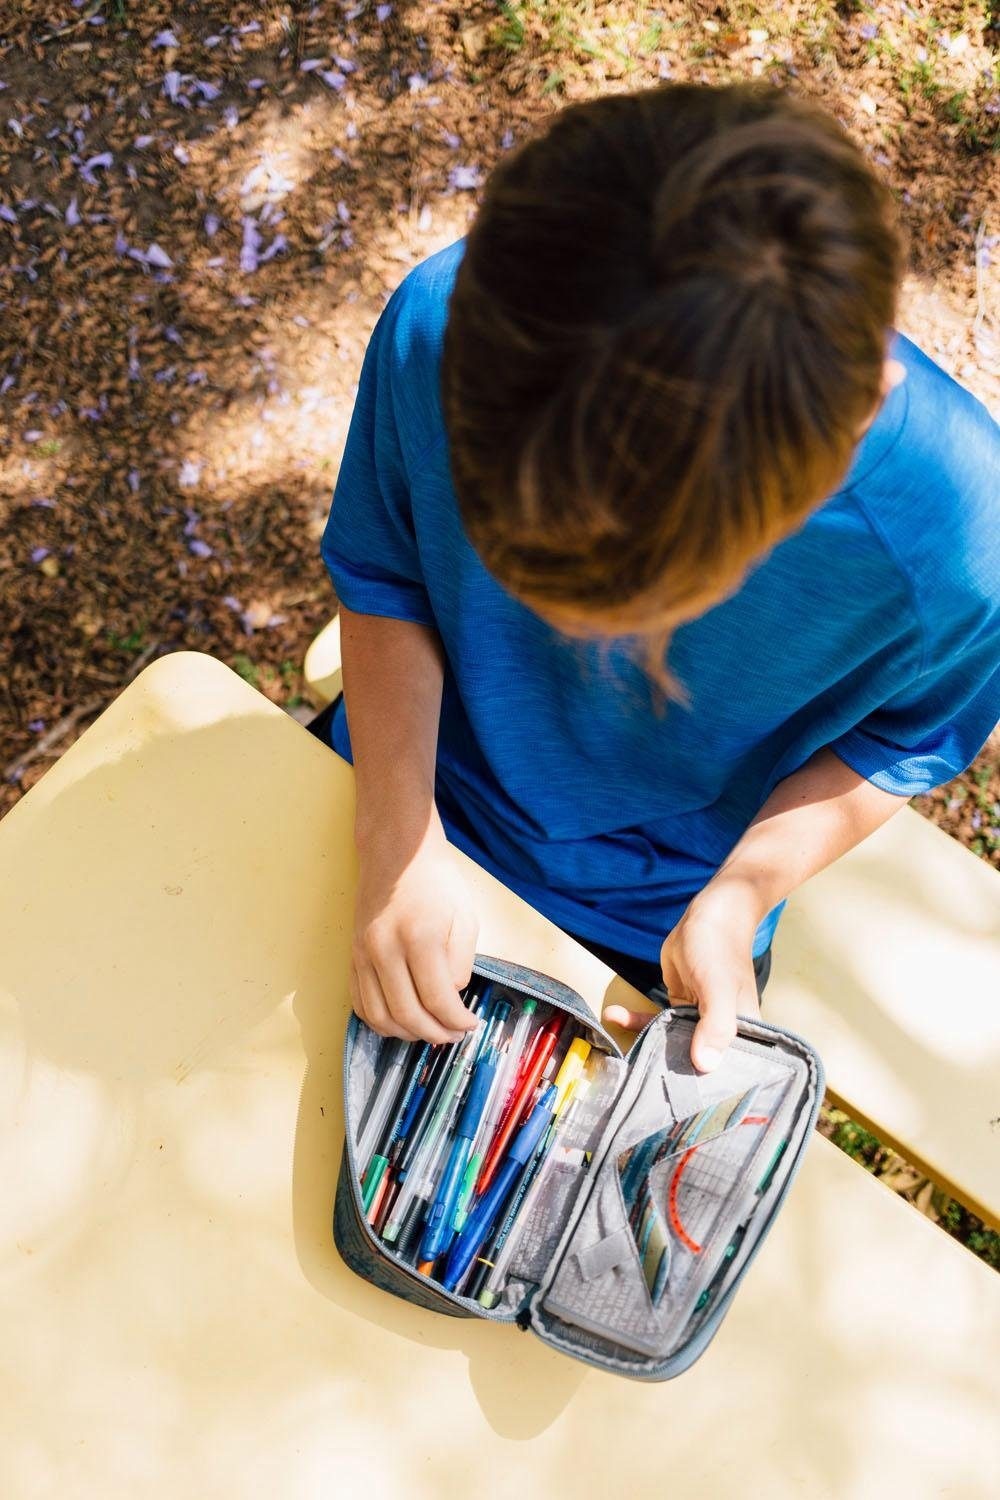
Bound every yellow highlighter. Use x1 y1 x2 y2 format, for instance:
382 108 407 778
551 1037 591 1115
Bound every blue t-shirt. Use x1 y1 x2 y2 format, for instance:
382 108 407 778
321 242 1000 962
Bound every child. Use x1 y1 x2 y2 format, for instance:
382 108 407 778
320 82 1000 1071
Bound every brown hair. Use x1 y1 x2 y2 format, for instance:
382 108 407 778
442 82 903 661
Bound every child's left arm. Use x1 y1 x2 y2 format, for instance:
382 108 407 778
604 747 907 1070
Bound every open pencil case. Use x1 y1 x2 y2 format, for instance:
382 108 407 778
334 954 824 1381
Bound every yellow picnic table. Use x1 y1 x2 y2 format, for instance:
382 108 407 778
1 651 998 1499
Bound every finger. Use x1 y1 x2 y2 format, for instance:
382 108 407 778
602 1002 658 1032
660 949 690 1005
372 950 464 1045
444 907 477 992
356 963 421 1042
349 961 367 1026
408 937 480 1035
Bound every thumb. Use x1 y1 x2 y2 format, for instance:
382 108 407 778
690 971 751 1073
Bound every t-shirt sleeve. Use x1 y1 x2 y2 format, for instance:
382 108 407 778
831 624 1000 795
320 291 436 628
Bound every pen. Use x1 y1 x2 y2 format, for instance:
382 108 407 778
356 1039 410 1175
419 1046 499 1264
474 1080 591 1307
394 985 488 1180
381 1018 483 1244
452 1001 513 1232
361 1041 432 1215
477 1013 566 1196
441 1084 558 1294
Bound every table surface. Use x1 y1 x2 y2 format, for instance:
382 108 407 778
767 806 1000 1228
1 652 998 1500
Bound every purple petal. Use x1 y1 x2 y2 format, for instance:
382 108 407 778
240 216 261 272
188 539 213 559
240 20 261 32
448 164 481 191
300 58 324 72
204 211 220 236
145 242 173 268
1 373 16 393
31 546 50 562
336 200 351 223
191 79 220 102
376 4 392 21
152 28 179 47
247 78 266 91
319 70 345 91
259 232 287 263
24 430 43 442
223 105 240 129
134 133 155 149
163 70 182 103
65 195 80 225
442 131 460 150
28 719 45 733
179 461 202 488
223 595 242 611
333 56 357 73
127 468 140 493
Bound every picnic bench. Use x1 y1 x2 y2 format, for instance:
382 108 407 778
1 648 998 1499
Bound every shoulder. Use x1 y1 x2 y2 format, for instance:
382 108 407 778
843 331 1000 662
377 241 465 463
382 241 464 378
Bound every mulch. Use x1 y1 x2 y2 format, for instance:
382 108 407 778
1 0 997 859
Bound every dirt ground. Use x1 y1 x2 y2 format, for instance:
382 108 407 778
1 5 998 1254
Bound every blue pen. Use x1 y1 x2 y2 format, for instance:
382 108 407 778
419 1046 499 1263
441 1084 558 1294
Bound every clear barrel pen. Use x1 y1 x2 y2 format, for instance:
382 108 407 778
382 1019 482 1244
468 1000 537 1186
356 1039 410 1174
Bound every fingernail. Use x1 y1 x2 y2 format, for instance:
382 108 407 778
696 1046 723 1072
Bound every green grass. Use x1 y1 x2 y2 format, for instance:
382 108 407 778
823 1105 1000 1271
107 628 145 653
232 654 260 687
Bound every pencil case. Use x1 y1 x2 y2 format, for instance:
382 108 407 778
334 954 824 1381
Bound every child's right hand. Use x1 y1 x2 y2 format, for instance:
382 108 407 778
350 808 480 1046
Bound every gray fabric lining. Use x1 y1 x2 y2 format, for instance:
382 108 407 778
662 1065 703 1120
575 1225 636 1283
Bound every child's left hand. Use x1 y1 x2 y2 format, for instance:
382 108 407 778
603 876 762 1073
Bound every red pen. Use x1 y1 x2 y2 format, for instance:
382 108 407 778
476 1013 566 1196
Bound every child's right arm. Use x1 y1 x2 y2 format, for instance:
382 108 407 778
340 604 480 1045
